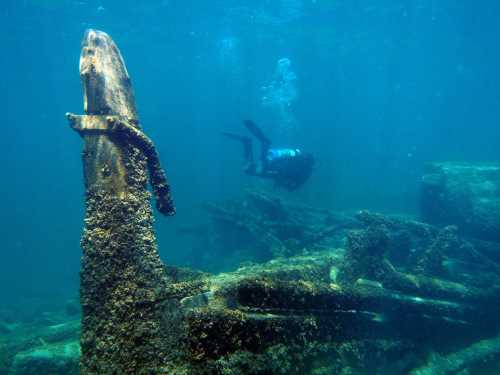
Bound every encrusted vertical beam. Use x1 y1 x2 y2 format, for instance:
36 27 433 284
67 29 174 374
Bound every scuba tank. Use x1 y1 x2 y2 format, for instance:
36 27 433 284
267 148 302 162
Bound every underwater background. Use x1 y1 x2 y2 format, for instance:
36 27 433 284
1 0 500 354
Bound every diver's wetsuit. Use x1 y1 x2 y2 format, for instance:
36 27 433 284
222 120 314 190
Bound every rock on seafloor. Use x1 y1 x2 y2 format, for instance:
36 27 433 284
421 162 500 242
8 340 79 375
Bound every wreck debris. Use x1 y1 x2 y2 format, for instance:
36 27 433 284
67 29 175 374
355 210 500 279
415 225 457 276
173 194 500 373
169 251 500 374
337 220 500 307
336 224 390 286
2 246 500 374
197 191 357 268
421 162 500 242
410 333 500 375
3 213 500 374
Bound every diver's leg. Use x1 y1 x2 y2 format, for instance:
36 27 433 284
243 120 271 174
243 120 271 147
221 132 256 174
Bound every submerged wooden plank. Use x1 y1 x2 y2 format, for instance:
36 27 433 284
68 29 175 375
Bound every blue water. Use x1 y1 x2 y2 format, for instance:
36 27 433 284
1 0 500 315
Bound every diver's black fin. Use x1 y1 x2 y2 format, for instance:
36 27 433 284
243 120 271 146
222 132 253 163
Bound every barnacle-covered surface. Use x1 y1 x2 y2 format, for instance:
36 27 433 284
167 206 500 374
3 195 500 374
68 29 175 375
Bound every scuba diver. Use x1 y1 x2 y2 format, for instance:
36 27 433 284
222 120 315 190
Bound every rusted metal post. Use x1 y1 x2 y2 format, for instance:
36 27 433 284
67 29 174 374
